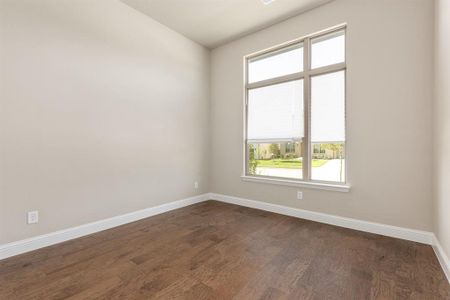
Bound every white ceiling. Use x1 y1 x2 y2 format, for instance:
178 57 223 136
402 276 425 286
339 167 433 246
121 0 334 48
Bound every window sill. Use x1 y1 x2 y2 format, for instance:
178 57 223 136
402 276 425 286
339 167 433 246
240 175 351 192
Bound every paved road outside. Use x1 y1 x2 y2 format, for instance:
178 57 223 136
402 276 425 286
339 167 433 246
256 159 345 182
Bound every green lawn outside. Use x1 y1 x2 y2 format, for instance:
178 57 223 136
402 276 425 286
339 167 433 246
255 159 328 169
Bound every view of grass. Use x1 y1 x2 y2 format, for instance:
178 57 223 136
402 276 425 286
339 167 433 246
255 159 328 169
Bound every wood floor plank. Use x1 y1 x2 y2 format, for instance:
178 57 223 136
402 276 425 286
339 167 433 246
0 200 448 299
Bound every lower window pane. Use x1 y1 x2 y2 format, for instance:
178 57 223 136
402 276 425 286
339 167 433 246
311 143 345 182
248 142 303 180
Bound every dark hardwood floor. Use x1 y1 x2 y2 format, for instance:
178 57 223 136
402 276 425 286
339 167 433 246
0 200 449 299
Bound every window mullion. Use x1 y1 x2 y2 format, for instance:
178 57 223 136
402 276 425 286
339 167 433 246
303 37 311 181
246 72 305 89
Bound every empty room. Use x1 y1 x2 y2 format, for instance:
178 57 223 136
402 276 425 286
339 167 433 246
1 0 450 298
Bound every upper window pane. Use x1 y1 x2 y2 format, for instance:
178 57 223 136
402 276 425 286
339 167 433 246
311 30 345 69
248 44 303 83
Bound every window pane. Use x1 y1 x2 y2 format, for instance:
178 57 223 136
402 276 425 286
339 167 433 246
248 142 303 180
248 44 303 83
311 30 345 69
311 143 345 182
311 71 345 182
247 80 304 142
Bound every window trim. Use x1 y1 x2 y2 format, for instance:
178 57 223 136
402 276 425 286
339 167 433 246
243 24 348 188
240 175 350 192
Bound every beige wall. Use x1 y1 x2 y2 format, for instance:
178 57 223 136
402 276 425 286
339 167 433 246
434 0 450 258
210 0 434 231
0 0 440 247
0 0 210 244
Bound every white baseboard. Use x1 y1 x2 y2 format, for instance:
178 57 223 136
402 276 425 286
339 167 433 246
432 235 450 283
208 193 434 245
0 193 209 260
2 191 448 284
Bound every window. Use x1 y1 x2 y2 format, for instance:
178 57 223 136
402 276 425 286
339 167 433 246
244 26 346 185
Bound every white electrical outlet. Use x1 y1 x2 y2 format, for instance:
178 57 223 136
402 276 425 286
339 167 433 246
297 191 303 200
194 181 199 189
27 211 39 224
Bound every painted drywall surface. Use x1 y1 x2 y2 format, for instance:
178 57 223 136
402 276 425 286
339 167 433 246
121 0 334 48
434 0 450 257
0 0 210 244
210 0 434 231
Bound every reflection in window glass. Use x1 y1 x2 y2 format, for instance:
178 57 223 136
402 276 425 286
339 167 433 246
311 30 345 69
248 44 303 83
